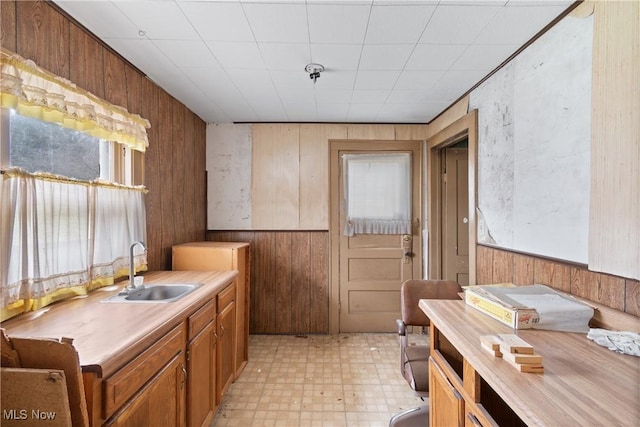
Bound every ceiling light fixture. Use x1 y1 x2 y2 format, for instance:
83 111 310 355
305 63 324 84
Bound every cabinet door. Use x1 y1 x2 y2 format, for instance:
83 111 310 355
216 300 235 404
429 357 464 427
187 321 216 427
106 352 186 427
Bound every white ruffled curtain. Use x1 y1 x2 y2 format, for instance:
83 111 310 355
0 170 147 321
343 153 412 237
1 49 150 152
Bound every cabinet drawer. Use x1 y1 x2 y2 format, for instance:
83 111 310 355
466 402 499 427
103 324 186 419
188 300 216 340
217 283 235 312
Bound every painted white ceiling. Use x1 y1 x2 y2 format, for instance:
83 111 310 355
53 0 572 124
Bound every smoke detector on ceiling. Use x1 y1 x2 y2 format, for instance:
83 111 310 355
305 63 324 84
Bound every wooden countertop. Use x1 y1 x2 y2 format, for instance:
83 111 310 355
420 299 640 427
1 270 237 378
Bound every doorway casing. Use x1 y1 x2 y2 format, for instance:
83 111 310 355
426 110 478 284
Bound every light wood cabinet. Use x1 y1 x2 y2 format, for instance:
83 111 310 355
429 355 464 427
186 300 217 427
104 325 187 427
216 283 236 404
172 241 250 378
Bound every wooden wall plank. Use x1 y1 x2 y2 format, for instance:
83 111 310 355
102 48 128 108
182 110 196 242
251 124 300 229
571 269 625 311
195 119 207 243
275 232 292 333
426 96 470 138
207 231 329 334
533 258 571 293
625 279 640 316
394 125 429 141
512 253 534 285
16 1 69 79
589 1 640 280
1 1 17 52
291 233 311 333
69 23 104 98
346 124 395 140
310 232 329 333
475 245 494 284
492 250 513 283
171 99 186 245
299 124 347 230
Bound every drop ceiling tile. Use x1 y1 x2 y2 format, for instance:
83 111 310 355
276 87 317 104
317 103 351 122
315 89 353 104
258 43 312 70
359 44 415 71
270 70 315 90
206 41 265 69
451 43 519 71
178 2 253 42
475 4 568 45
313 71 357 89
115 1 199 40
347 104 384 122
377 103 432 122
351 90 391 103
394 70 445 90
310 44 362 70
55 1 141 39
420 5 501 44
284 103 318 122
405 44 467 70
103 38 180 78
354 71 401 90
181 67 245 103
307 3 370 44
387 89 433 104
153 40 218 68
242 3 308 43
365 4 436 44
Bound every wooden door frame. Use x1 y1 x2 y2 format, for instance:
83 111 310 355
329 140 423 334
427 110 478 284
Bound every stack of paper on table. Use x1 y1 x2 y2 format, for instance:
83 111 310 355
465 284 594 332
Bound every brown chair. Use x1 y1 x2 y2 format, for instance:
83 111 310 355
389 280 462 427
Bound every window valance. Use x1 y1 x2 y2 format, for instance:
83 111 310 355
1 49 150 152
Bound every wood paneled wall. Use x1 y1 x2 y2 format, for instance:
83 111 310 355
206 231 329 334
1 1 207 271
476 245 640 317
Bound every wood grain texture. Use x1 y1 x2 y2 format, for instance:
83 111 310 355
69 23 104 98
251 124 300 229
103 48 127 108
589 1 640 280
394 124 429 141
421 299 640 427
476 245 640 318
427 96 469 138
346 124 395 140
299 124 347 229
207 231 330 334
16 1 69 79
0 1 17 51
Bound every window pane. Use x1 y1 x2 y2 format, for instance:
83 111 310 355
9 110 100 181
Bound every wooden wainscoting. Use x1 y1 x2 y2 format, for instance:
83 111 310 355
476 244 640 317
206 231 329 334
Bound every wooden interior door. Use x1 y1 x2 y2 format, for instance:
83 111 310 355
335 142 422 332
441 146 469 286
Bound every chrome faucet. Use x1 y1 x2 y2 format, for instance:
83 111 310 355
127 241 147 292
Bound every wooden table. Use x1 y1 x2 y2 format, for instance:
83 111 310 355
420 299 640 426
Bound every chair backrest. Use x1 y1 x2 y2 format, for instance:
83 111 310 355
401 280 462 327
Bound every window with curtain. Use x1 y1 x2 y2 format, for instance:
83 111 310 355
343 153 412 236
0 50 150 321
